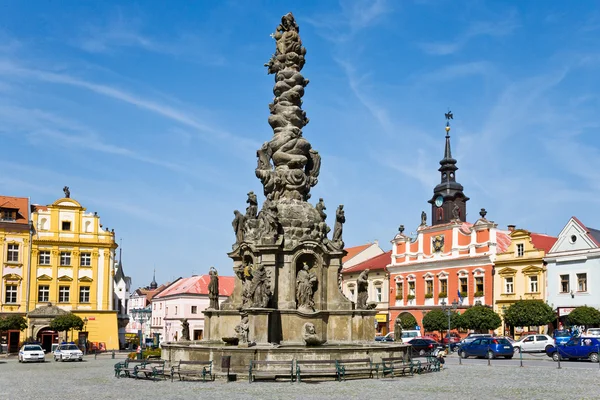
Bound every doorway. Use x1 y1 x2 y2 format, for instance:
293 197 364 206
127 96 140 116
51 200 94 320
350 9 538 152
37 328 58 353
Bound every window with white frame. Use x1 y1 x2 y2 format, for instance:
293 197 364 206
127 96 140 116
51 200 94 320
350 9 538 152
5 284 17 303
560 275 569 293
529 276 538 293
80 253 91 267
39 251 51 265
516 243 524 257
375 286 382 302
59 286 70 302
504 277 514 294
60 252 71 266
577 273 587 292
408 281 415 296
475 276 484 295
349 288 355 301
425 279 433 296
38 285 49 302
191 306 198 314
6 244 19 262
459 277 468 295
439 279 448 296
395 281 403 299
79 286 90 303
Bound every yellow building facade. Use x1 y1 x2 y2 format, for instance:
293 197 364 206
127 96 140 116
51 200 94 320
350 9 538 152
493 228 556 337
28 194 119 351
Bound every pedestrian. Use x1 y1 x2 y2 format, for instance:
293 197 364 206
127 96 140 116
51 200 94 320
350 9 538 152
437 348 447 369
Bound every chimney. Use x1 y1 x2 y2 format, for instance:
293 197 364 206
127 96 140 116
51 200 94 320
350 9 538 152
508 225 516 232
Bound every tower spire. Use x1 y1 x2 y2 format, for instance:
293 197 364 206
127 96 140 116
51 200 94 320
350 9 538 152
150 268 157 290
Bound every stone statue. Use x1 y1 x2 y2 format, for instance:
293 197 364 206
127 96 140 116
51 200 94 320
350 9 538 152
420 211 427 226
235 263 252 308
296 262 317 311
394 317 403 342
246 263 271 308
208 266 219 310
63 186 70 198
452 204 460 220
356 269 369 309
332 205 345 244
302 322 324 346
245 191 258 219
232 210 246 244
316 198 327 221
256 12 318 201
181 318 190 341
257 200 279 239
234 314 249 344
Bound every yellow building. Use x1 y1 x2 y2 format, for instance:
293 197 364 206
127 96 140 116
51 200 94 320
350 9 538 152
0 196 32 353
494 226 557 337
28 191 119 352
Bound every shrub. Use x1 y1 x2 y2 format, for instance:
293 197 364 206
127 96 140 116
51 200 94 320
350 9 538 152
438 292 448 298
474 291 484 297
424 293 433 299
406 294 415 300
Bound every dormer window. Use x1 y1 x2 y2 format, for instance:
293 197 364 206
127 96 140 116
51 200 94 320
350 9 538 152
61 221 71 231
1 209 15 221
516 243 524 257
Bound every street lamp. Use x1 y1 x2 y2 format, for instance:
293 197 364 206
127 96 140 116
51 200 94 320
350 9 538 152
501 305 507 336
440 299 459 348
82 317 88 355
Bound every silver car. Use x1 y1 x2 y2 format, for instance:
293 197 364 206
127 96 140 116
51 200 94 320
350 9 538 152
18 344 45 363
53 343 83 362
513 334 554 353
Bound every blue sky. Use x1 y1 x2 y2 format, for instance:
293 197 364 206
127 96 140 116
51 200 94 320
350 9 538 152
2 1 599 288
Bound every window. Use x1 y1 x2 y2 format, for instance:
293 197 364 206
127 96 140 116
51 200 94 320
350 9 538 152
349 288 355 301
395 282 403 299
504 277 514 294
160 303 162 310
39 251 51 265
80 253 91 267
79 286 90 303
529 276 538 293
1 209 15 221
459 277 468 294
38 285 49 302
408 281 415 295
59 286 70 303
577 273 587 292
375 286 382 302
60 252 71 266
440 279 448 295
61 221 71 231
426 280 433 295
153 304 156 310
191 306 198 314
475 277 484 293
560 275 570 293
6 244 19 262
5 285 17 303
175 306 178 315
516 243 524 257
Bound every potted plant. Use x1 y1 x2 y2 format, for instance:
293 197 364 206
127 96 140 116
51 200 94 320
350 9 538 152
395 294 403 300
460 291 468 298
474 291 484 297
424 293 433 299
438 292 448 298
407 294 415 301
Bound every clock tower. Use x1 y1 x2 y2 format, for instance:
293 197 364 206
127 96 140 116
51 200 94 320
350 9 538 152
427 114 469 225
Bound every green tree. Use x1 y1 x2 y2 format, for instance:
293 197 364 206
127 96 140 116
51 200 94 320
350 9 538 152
49 313 84 341
398 313 418 330
422 309 459 333
567 306 600 327
0 315 27 332
456 305 502 332
503 300 556 328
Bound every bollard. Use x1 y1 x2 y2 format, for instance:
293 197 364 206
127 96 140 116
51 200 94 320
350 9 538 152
519 349 523 367
112 350 115 359
94 351 97 360
557 351 561 369
458 350 462 365
487 346 491 366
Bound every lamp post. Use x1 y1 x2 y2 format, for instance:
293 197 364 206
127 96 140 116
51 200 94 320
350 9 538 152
82 317 88 355
440 299 459 349
501 305 507 336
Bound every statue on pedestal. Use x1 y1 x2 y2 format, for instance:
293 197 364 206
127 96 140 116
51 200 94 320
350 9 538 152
296 262 317 311
232 210 246 244
245 191 258 219
181 318 190 341
332 205 345 245
208 266 219 310
420 211 427 226
356 269 369 309
394 317 403 342
63 186 70 198
234 314 249 344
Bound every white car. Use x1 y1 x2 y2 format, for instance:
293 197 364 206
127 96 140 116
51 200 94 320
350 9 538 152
513 334 554 353
18 344 45 363
585 328 600 337
53 343 83 362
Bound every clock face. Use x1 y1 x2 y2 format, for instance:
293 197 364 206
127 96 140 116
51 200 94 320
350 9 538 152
435 196 443 207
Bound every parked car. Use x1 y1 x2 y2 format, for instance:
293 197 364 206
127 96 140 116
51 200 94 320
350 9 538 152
458 337 514 359
553 329 572 345
408 338 443 356
423 333 440 342
456 333 492 349
54 343 83 362
18 344 45 363
513 334 554 353
585 328 600 337
375 332 395 342
546 336 600 362
400 330 422 343
442 332 461 345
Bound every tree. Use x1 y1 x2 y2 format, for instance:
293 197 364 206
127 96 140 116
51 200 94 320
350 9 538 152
0 315 27 332
398 313 417 330
422 309 459 333
567 306 600 327
456 305 502 332
503 300 556 328
49 313 84 341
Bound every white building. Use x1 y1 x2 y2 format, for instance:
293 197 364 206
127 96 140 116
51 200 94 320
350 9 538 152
341 241 385 271
112 250 131 349
545 217 600 326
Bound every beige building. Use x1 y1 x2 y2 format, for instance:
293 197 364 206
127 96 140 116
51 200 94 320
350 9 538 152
494 226 556 337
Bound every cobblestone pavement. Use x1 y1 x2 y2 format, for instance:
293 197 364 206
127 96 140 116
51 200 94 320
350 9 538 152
0 356 599 400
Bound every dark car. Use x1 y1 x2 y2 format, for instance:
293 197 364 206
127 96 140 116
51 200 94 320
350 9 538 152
458 337 514 359
375 332 394 342
409 338 442 356
546 337 600 362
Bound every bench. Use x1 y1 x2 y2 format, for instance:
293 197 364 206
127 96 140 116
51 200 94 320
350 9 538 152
171 360 214 382
413 356 440 374
381 357 414 378
295 359 339 382
114 359 145 378
248 360 294 383
133 360 167 380
336 358 378 381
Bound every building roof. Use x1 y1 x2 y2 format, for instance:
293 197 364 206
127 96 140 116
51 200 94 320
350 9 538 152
134 282 174 304
342 243 373 263
496 230 511 253
154 274 235 298
343 251 392 274
572 216 600 246
530 233 558 253
0 195 29 224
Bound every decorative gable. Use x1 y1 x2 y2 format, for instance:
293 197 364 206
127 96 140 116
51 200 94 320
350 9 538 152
550 217 598 253
3 273 21 281
497 267 517 276
57 275 73 282
78 276 93 282
37 274 53 281
522 265 543 275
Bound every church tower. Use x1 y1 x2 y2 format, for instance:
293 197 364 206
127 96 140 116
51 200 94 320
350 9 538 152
427 113 469 225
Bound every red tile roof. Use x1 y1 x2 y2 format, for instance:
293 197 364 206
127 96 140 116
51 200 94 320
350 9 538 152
343 251 392 274
0 195 29 223
530 233 558 253
496 231 512 253
155 274 235 298
342 243 372 263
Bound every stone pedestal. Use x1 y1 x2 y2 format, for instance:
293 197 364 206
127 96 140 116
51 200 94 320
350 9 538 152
246 308 273 344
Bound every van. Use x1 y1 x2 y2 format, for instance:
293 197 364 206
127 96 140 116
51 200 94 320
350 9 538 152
401 330 422 343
